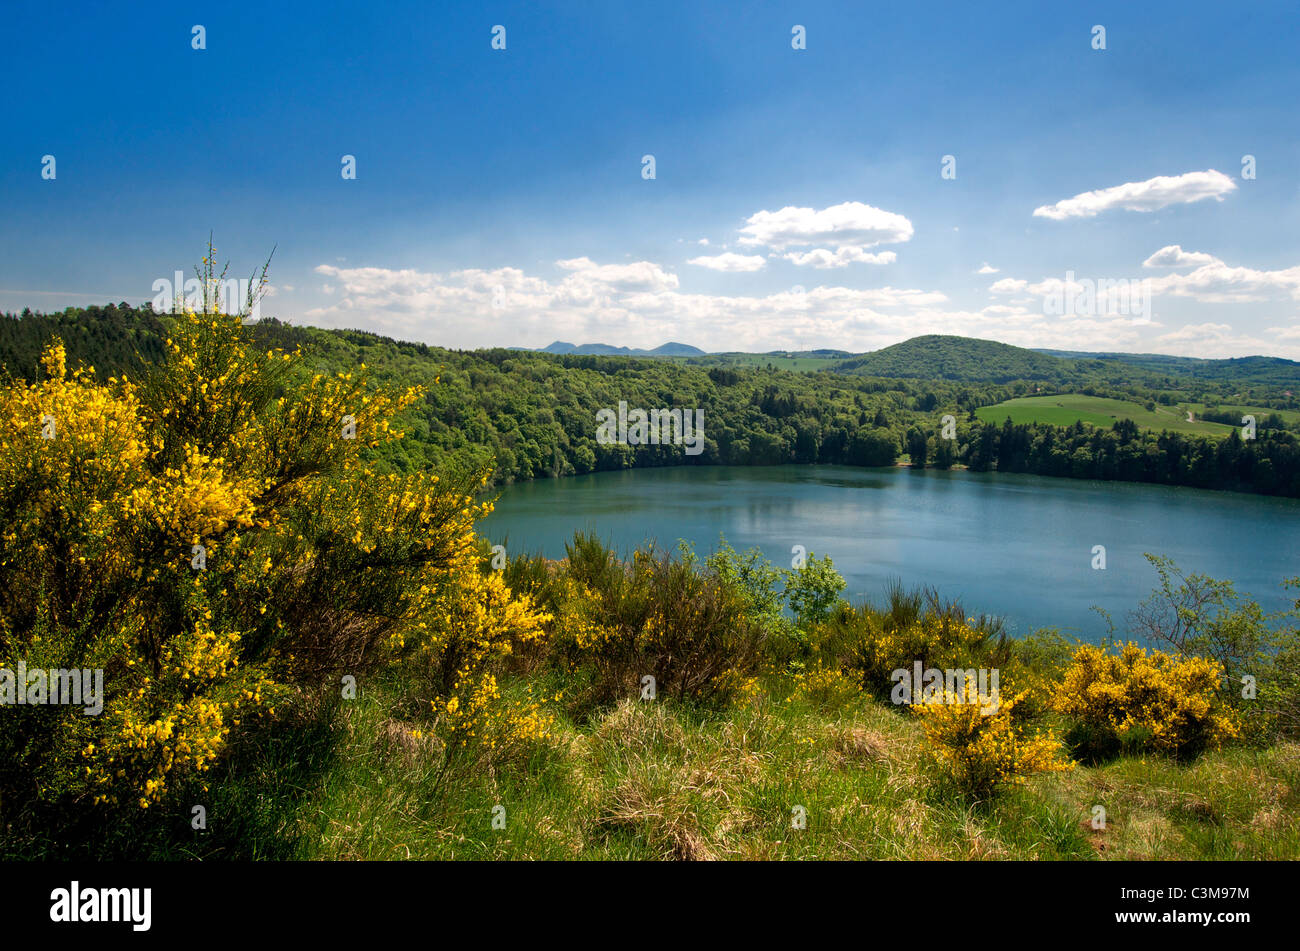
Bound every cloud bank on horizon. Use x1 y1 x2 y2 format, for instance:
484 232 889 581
303 177 1300 358
3 1 1299 360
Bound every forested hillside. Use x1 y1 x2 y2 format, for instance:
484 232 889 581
1042 348 1300 386
4 304 1299 496
832 334 1080 383
834 333 1300 395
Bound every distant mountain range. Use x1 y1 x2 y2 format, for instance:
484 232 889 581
532 341 855 358
536 341 705 356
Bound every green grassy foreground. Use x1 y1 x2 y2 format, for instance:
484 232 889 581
288 695 1300 861
53 675 1298 862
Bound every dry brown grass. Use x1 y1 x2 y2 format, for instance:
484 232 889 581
587 700 768 860
825 725 889 767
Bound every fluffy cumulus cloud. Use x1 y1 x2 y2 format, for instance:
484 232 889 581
1144 259 1300 303
782 248 897 268
737 201 913 268
975 246 1300 354
686 252 766 272
990 274 1152 323
976 263 999 274
554 257 679 291
1156 322 1236 345
995 251 1300 306
1032 170 1237 221
1267 323 1300 342
1142 245 1223 268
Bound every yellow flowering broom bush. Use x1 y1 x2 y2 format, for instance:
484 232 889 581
914 683 1073 799
411 546 555 758
1053 642 1239 760
787 662 862 712
853 617 994 688
0 292 544 814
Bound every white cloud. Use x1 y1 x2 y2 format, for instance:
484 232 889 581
1158 321 1234 342
1266 324 1300 342
976 263 999 274
783 248 897 268
1025 276 1085 297
1142 245 1223 268
686 252 766 272
975 249 1300 353
1032 170 1237 221
738 201 914 250
554 256 679 291
995 251 1300 307
1146 259 1300 303
1148 322 1295 358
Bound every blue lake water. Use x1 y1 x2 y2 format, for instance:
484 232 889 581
485 465 1300 640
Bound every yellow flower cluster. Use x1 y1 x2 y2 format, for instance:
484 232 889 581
857 618 993 692
1053 642 1239 756
0 340 149 572
788 663 860 710
103 692 237 809
914 683 1074 797
415 553 555 750
713 668 762 705
553 579 617 653
131 444 259 540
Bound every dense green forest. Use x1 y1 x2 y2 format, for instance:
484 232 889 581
4 303 1299 496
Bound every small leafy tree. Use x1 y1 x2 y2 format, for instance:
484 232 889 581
1129 554 1272 685
705 537 788 635
783 552 846 630
1129 554 1300 738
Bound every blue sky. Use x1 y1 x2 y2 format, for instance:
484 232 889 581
4 0 1300 356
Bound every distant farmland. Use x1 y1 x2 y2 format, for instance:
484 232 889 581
974 394 1235 436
